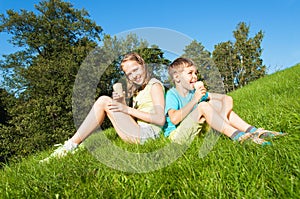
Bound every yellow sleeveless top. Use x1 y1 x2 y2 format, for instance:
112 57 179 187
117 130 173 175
133 78 165 133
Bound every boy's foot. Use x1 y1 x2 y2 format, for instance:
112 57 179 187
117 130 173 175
237 132 271 146
39 140 78 163
249 134 272 146
253 128 287 139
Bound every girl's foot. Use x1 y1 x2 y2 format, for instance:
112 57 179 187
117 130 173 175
40 140 78 163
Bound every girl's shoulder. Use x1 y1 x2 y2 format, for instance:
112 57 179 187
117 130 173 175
148 78 163 85
148 78 165 92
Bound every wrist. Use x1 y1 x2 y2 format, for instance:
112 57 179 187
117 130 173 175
200 92 209 102
192 97 199 105
127 106 133 115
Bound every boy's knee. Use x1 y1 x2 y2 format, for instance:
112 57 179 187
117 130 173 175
198 101 209 107
197 102 210 114
225 95 233 103
224 95 233 108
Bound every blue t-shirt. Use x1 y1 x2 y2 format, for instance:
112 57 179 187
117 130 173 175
163 88 196 137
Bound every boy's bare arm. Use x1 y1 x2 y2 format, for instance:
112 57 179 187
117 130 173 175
168 88 206 125
168 98 198 125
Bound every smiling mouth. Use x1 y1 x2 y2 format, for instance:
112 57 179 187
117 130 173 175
135 76 141 81
134 76 143 84
190 81 198 89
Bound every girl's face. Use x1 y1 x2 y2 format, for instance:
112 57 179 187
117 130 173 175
177 65 198 90
122 60 146 85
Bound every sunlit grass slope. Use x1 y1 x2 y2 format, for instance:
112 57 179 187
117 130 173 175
1 64 299 198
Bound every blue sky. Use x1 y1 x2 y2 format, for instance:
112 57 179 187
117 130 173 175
0 0 299 74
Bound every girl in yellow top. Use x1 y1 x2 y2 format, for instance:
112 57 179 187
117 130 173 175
42 52 165 162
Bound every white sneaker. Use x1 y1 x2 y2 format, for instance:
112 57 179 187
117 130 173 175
40 140 78 163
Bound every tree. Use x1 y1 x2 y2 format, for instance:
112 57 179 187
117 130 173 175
0 0 102 161
0 88 14 124
213 41 235 93
212 22 266 92
0 0 170 163
135 46 170 84
233 22 266 87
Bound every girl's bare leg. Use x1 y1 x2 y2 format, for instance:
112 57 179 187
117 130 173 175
70 96 140 144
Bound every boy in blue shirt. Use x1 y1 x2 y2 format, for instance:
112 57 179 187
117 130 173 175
164 57 285 145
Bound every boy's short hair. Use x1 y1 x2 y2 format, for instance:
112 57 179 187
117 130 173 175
168 57 195 81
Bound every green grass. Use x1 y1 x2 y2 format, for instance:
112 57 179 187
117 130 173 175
1 64 300 198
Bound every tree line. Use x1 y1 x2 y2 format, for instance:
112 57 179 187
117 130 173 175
0 0 266 163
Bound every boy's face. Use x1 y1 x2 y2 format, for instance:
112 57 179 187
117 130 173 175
176 65 198 90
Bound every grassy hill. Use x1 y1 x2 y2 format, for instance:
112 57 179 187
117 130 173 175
1 64 299 198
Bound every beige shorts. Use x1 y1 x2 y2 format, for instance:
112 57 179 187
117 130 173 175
169 114 204 145
139 123 161 144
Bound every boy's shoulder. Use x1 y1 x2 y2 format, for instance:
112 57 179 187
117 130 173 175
166 87 177 94
166 88 195 100
166 87 180 98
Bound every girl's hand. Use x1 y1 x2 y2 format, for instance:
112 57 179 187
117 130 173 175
108 100 128 113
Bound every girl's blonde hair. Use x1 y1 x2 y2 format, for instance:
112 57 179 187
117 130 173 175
120 52 145 70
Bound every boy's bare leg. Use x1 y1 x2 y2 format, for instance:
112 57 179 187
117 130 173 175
191 102 237 138
228 111 252 132
208 93 251 132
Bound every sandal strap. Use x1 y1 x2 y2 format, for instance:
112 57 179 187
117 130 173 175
251 136 269 145
254 128 269 138
254 128 286 138
237 132 271 146
238 132 253 143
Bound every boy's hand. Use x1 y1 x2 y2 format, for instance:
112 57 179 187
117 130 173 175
193 81 207 103
194 81 204 90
